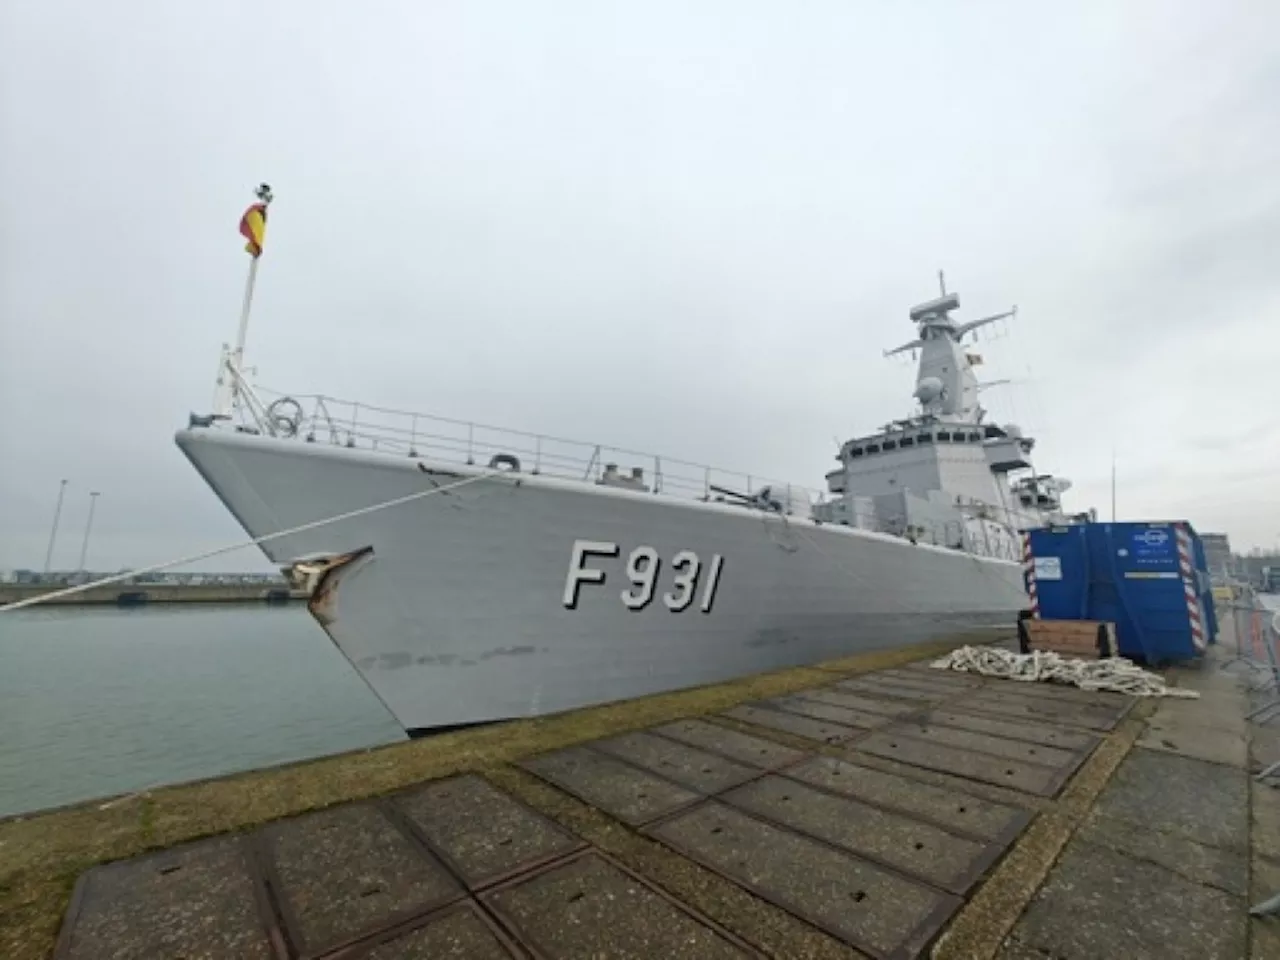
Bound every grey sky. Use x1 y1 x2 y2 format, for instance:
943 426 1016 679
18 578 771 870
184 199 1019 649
2 0 1277 573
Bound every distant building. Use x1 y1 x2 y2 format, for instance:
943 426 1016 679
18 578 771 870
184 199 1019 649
1201 533 1233 581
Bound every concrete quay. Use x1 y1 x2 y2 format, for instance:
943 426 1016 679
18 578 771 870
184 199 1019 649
2 627 1275 959
0 582 306 607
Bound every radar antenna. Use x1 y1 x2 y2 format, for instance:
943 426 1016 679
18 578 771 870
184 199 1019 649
955 305 1016 340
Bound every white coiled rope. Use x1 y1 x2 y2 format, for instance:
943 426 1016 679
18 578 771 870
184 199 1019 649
930 645 1200 698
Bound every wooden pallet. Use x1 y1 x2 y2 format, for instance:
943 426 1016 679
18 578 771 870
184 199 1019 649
1024 619 1117 659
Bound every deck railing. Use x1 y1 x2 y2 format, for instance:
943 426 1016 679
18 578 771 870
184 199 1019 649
249 389 826 507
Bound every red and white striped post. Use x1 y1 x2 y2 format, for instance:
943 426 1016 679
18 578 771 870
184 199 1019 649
1174 523 1206 651
1021 532 1040 619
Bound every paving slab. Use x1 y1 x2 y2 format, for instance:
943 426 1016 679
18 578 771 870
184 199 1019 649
794 687 923 717
649 718 809 770
837 678 956 703
330 902 520 960
1076 811 1246 896
1008 838 1246 960
784 755 1031 841
722 703 863 744
589 730 761 794
1136 716 1248 768
648 801 960 960
262 803 463 957
946 693 1123 731
1251 853 1280 960
897 660 973 675
54 836 278 960
1092 748 1248 851
482 849 760 959
852 731 1069 797
1252 773 1280 861
722 774 997 894
994 936 1059 960
876 667 985 688
392 774 583 889
519 745 699 826
1151 696 1249 735
853 672 981 695
881 721 1082 771
959 678 1134 710
1176 660 1253 695
922 708 1100 752
762 694 896 730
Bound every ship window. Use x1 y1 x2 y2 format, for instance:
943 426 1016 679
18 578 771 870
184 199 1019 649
866 444 881 453
937 431 952 441
850 447 864 458
901 437 915 447
883 440 897 450
917 433 933 444
968 432 981 442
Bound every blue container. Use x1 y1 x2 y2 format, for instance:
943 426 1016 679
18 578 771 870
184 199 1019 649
1025 521 1217 663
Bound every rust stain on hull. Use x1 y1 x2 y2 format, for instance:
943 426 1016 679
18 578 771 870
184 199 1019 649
284 547 374 627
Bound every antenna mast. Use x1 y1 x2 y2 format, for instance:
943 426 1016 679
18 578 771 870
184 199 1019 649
1111 449 1117 522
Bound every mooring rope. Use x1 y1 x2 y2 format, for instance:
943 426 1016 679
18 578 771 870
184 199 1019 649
930 645 1200 698
0 468 502 614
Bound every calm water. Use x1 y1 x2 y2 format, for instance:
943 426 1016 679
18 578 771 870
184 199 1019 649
0 604 405 818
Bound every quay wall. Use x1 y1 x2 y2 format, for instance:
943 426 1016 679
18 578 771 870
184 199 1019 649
0 583 307 607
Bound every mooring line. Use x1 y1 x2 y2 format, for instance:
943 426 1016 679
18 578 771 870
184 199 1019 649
0 467 502 613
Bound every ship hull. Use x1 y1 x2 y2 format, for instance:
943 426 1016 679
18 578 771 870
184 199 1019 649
175 429 1027 733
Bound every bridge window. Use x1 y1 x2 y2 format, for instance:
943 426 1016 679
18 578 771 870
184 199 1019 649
937 431 952 441
968 432 981 442
850 447 864 458
866 444 881 454
917 433 933 444
901 437 915 447
883 440 898 450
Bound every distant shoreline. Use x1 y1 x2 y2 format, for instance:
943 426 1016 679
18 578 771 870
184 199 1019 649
0 582 307 607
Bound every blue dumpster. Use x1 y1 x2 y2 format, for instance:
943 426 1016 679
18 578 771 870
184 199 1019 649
1025 521 1216 663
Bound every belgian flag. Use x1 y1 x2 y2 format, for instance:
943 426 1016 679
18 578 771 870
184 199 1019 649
239 202 268 257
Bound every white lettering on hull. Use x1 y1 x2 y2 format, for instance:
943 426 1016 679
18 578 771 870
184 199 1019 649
561 540 620 609
563 539 724 613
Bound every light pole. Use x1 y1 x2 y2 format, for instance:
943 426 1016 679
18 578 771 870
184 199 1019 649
43 479 69 574
78 491 101 573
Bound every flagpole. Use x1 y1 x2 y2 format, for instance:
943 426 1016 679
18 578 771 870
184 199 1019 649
216 183 272 417
231 255 260 379
1110 448 1117 523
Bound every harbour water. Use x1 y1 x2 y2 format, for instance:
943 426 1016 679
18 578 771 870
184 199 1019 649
0 605 404 819
4 596 1276 821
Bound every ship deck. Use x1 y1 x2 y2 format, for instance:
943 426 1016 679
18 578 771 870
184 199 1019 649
3 625 1274 960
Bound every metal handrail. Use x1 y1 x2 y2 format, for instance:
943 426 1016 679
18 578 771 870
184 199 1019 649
254 388 827 505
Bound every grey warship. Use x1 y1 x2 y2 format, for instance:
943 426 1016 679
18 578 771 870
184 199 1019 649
178 278 1074 734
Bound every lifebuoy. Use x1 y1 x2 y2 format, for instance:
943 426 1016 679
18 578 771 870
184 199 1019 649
489 453 521 472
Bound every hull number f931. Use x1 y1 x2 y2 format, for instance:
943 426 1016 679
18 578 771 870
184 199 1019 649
562 540 724 613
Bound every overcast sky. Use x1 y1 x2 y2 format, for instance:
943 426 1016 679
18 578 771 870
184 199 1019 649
2 0 1277 574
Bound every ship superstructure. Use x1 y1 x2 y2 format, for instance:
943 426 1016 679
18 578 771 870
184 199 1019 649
815 287 1082 558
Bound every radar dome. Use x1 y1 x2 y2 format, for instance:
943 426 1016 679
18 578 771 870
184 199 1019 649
914 377 945 404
